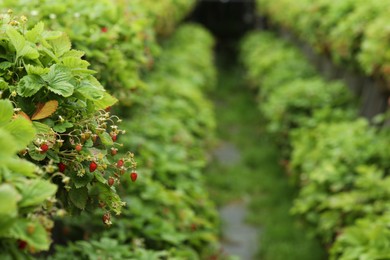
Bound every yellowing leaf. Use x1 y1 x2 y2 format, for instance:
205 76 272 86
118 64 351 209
31 100 58 120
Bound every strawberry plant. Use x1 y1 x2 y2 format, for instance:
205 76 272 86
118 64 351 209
0 11 137 236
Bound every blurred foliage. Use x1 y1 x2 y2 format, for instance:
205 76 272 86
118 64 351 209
256 0 390 88
240 30 390 259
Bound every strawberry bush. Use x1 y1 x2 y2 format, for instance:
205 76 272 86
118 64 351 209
47 23 220 259
256 0 390 89
240 30 390 258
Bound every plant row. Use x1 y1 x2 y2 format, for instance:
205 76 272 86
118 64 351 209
256 0 390 89
0 1 221 259
240 31 390 259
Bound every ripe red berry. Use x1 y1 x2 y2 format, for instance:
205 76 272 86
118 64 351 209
75 143 82 152
111 134 117 142
17 240 27 250
110 148 118 156
130 172 137 182
108 177 115 187
40 143 49 153
89 161 98 172
116 159 124 168
105 106 111 111
58 162 66 173
101 27 108 33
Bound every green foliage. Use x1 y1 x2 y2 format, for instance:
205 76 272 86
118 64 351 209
256 0 390 88
240 30 390 258
46 24 219 259
0 99 56 256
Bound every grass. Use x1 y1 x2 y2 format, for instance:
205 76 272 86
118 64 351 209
205 58 327 260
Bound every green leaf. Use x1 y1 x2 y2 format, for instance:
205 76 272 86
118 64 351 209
49 33 71 57
69 186 88 210
53 121 73 133
94 172 107 184
0 99 14 126
0 62 12 70
6 25 25 57
42 30 62 40
0 78 9 90
42 65 74 97
25 21 44 43
16 179 57 208
76 80 104 101
28 145 46 161
94 92 118 110
71 171 94 188
3 117 35 150
25 64 50 75
0 184 21 233
19 44 39 60
0 129 18 161
5 158 36 177
5 218 50 250
17 74 45 97
46 150 60 163
33 121 53 134
98 132 113 146
62 56 90 69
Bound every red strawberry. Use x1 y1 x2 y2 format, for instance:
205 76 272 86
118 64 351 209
58 162 66 173
40 143 49 153
105 106 111 111
101 27 108 33
108 177 115 187
116 159 124 168
111 134 117 142
110 148 118 156
89 161 97 172
75 143 82 152
17 240 27 250
130 172 137 182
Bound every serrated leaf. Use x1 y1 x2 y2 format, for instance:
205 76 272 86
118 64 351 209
16 179 57 208
5 218 50 250
98 132 114 146
42 30 62 40
31 100 58 120
28 144 46 161
25 64 50 75
94 172 107 184
6 158 36 177
46 150 60 163
62 56 89 69
0 129 18 160
17 74 45 97
6 25 25 57
19 44 39 60
52 121 73 133
42 65 74 97
32 121 53 134
49 33 71 57
0 62 12 70
3 117 35 150
0 184 20 233
94 182 122 214
62 50 85 59
76 80 104 101
95 92 118 109
71 170 94 188
69 186 88 209
25 21 44 43
0 99 14 126
0 78 9 90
